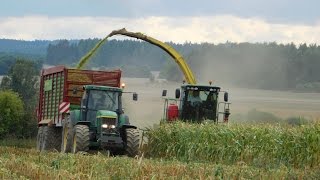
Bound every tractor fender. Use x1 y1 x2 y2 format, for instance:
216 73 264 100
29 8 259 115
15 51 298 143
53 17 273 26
69 110 81 126
121 124 137 129
119 114 130 126
76 121 91 126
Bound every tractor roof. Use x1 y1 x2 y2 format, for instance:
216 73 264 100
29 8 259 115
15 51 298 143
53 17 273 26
84 85 122 92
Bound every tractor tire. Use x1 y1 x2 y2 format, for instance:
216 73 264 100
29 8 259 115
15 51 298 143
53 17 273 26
42 126 61 152
61 118 73 153
72 125 90 153
36 126 44 151
125 128 140 157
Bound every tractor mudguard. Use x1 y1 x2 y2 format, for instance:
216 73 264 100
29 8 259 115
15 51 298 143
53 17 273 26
76 121 91 126
121 124 137 129
70 110 81 125
119 114 130 126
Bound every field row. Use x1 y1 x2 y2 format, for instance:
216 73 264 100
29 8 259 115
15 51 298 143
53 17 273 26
144 122 320 169
0 147 319 179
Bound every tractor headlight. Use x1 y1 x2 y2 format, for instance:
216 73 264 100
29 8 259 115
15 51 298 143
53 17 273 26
102 124 108 128
110 125 116 129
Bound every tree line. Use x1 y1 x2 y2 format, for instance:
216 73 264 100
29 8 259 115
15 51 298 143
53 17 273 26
1 39 320 92
46 39 320 92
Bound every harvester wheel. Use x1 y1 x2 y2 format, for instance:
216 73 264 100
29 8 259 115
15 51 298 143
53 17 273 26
42 126 61 151
36 126 44 151
125 128 140 157
72 125 90 153
61 118 73 153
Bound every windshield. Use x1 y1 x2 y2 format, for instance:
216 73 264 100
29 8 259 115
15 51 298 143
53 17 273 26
87 90 119 111
186 90 217 102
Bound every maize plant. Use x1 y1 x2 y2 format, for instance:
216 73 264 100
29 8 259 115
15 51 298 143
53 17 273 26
144 122 320 168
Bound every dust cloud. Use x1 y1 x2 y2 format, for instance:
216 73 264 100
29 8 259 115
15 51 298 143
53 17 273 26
121 77 320 129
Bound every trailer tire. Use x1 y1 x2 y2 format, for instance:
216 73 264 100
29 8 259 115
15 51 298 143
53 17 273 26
72 125 90 153
36 126 44 151
42 126 61 151
61 118 73 153
125 128 140 157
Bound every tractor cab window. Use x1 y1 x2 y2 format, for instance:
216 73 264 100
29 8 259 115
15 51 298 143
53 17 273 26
88 90 119 111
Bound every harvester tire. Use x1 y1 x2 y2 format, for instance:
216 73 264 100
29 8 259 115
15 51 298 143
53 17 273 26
72 125 90 153
42 126 61 151
36 126 44 151
61 118 73 153
125 128 140 157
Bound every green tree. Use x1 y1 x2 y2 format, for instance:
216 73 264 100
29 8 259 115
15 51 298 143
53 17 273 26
1 59 39 107
0 59 39 138
0 90 24 138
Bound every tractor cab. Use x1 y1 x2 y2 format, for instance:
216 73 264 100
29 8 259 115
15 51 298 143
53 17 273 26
81 85 124 127
162 84 230 123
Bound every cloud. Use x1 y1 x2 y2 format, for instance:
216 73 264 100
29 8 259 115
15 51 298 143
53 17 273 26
0 15 319 44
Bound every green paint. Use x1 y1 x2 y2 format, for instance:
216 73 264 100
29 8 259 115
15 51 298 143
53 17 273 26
70 104 81 110
44 79 52 91
96 110 117 118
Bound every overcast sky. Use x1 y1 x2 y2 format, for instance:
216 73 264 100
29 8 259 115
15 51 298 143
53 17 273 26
0 0 319 43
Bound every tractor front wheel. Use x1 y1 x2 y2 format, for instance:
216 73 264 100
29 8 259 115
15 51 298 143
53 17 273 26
125 128 140 157
72 125 90 153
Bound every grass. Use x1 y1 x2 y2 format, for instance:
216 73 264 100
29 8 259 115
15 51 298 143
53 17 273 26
0 138 35 149
0 146 319 179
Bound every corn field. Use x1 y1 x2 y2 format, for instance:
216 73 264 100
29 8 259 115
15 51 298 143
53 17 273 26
0 122 319 179
0 146 319 179
144 122 320 169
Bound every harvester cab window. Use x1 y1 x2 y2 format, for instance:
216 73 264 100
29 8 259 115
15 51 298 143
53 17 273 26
182 89 218 121
188 90 202 107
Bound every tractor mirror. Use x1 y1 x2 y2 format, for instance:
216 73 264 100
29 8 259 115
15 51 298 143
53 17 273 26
133 93 138 101
162 90 167 97
175 88 180 99
224 92 229 102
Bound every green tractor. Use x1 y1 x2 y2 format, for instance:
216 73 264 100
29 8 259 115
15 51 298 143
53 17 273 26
61 85 140 156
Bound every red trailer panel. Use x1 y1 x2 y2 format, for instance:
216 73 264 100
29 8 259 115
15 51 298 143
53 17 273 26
38 66 121 126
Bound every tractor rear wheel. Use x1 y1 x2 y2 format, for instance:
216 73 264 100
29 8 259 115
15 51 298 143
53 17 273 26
61 118 73 153
72 125 90 153
125 128 140 157
42 126 61 151
36 126 44 151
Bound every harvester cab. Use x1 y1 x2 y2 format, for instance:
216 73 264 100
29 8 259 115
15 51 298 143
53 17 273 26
162 83 231 123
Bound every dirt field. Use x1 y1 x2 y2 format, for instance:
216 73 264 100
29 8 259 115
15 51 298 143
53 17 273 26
122 77 320 128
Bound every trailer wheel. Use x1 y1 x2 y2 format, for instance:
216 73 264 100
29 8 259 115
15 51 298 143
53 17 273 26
42 126 61 151
125 128 140 157
72 125 90 153
36 126 44 151
61 118 73 153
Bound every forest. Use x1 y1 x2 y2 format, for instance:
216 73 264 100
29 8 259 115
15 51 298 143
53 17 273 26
0 39 320 92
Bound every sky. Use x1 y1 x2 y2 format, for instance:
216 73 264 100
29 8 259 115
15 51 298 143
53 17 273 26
0 0 319 43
